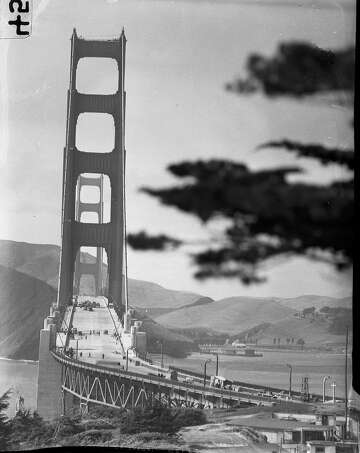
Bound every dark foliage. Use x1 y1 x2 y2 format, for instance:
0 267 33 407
229 322 272 342
6 410 54 448
0 390 11 451
141 158 353 283
170 326 228 345
118 406 207 434
87 405 126 420
62 429 113 446
258 140 354 170
302 307 316 316
225 42 354 98
127 231 182 251
2 405 206 449
320 307 352 334
133 309 194 358
130 40 354 285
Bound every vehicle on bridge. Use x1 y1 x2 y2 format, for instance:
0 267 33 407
210 375 233 389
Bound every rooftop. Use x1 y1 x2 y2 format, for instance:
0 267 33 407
229 414 334 432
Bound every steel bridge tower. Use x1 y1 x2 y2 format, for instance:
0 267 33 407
74 174 104 296
57 29 126 315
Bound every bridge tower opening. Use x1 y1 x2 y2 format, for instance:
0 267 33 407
57 29 127 317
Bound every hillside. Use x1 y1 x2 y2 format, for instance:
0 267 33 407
277 294 352 311
0 264 57 360
0 239 203 309
155 297 296 334
127 278 202 309
0 240 60 288
231 316 347 347
258 316 347 346
0 240 352 354
156 294 351 346
0 264 195 360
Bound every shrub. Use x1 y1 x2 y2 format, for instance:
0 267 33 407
0 390 11 451
62 429 113 446
119 406 207 435
81 419 117 430
7 410 55 448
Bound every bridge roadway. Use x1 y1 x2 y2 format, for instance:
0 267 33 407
59 296 156 376
54 296 314 411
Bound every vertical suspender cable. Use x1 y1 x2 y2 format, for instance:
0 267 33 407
122 31 129 315
123 148 129 314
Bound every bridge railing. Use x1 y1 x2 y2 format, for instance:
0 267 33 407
51 349 299 405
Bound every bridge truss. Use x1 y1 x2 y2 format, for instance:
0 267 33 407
53 352 253 414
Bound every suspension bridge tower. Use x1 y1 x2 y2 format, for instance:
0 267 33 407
37 29 128 420
57 28 127 315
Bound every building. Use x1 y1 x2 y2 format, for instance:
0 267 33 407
306 441 336 453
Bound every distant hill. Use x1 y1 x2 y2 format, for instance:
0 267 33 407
127 278 202 309
0 240 60 288
0 264 57 360
0 240 351 355
0 239 203 310
155 297 296 334
276 294 352 311
0 240 200 360
231 317 347 347
155 294 352 346
0 263 195 360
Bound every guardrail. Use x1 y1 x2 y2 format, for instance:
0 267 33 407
168 365 336 402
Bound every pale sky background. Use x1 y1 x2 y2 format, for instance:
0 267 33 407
0 0 355 300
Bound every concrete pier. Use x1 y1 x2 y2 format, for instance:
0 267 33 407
36 318 63 420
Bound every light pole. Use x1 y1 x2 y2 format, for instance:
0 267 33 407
286 364 292 398
126 347 132 372
159 340 164 368
203 359 212 388
322 375 331 403
213 353 219 376
331 381 336 404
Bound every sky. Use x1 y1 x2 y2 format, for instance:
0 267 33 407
0 0 355 299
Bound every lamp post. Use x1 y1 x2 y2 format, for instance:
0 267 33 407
286 364 292 398
213 353 219 376
331 381 336 404
322 375 331 403
203 359 212 388
126 347 132 372
160 340 164 368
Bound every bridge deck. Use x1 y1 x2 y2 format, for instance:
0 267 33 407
53 297 321 409
60 296 151 375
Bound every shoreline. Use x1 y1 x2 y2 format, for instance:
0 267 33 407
0 357 38 365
